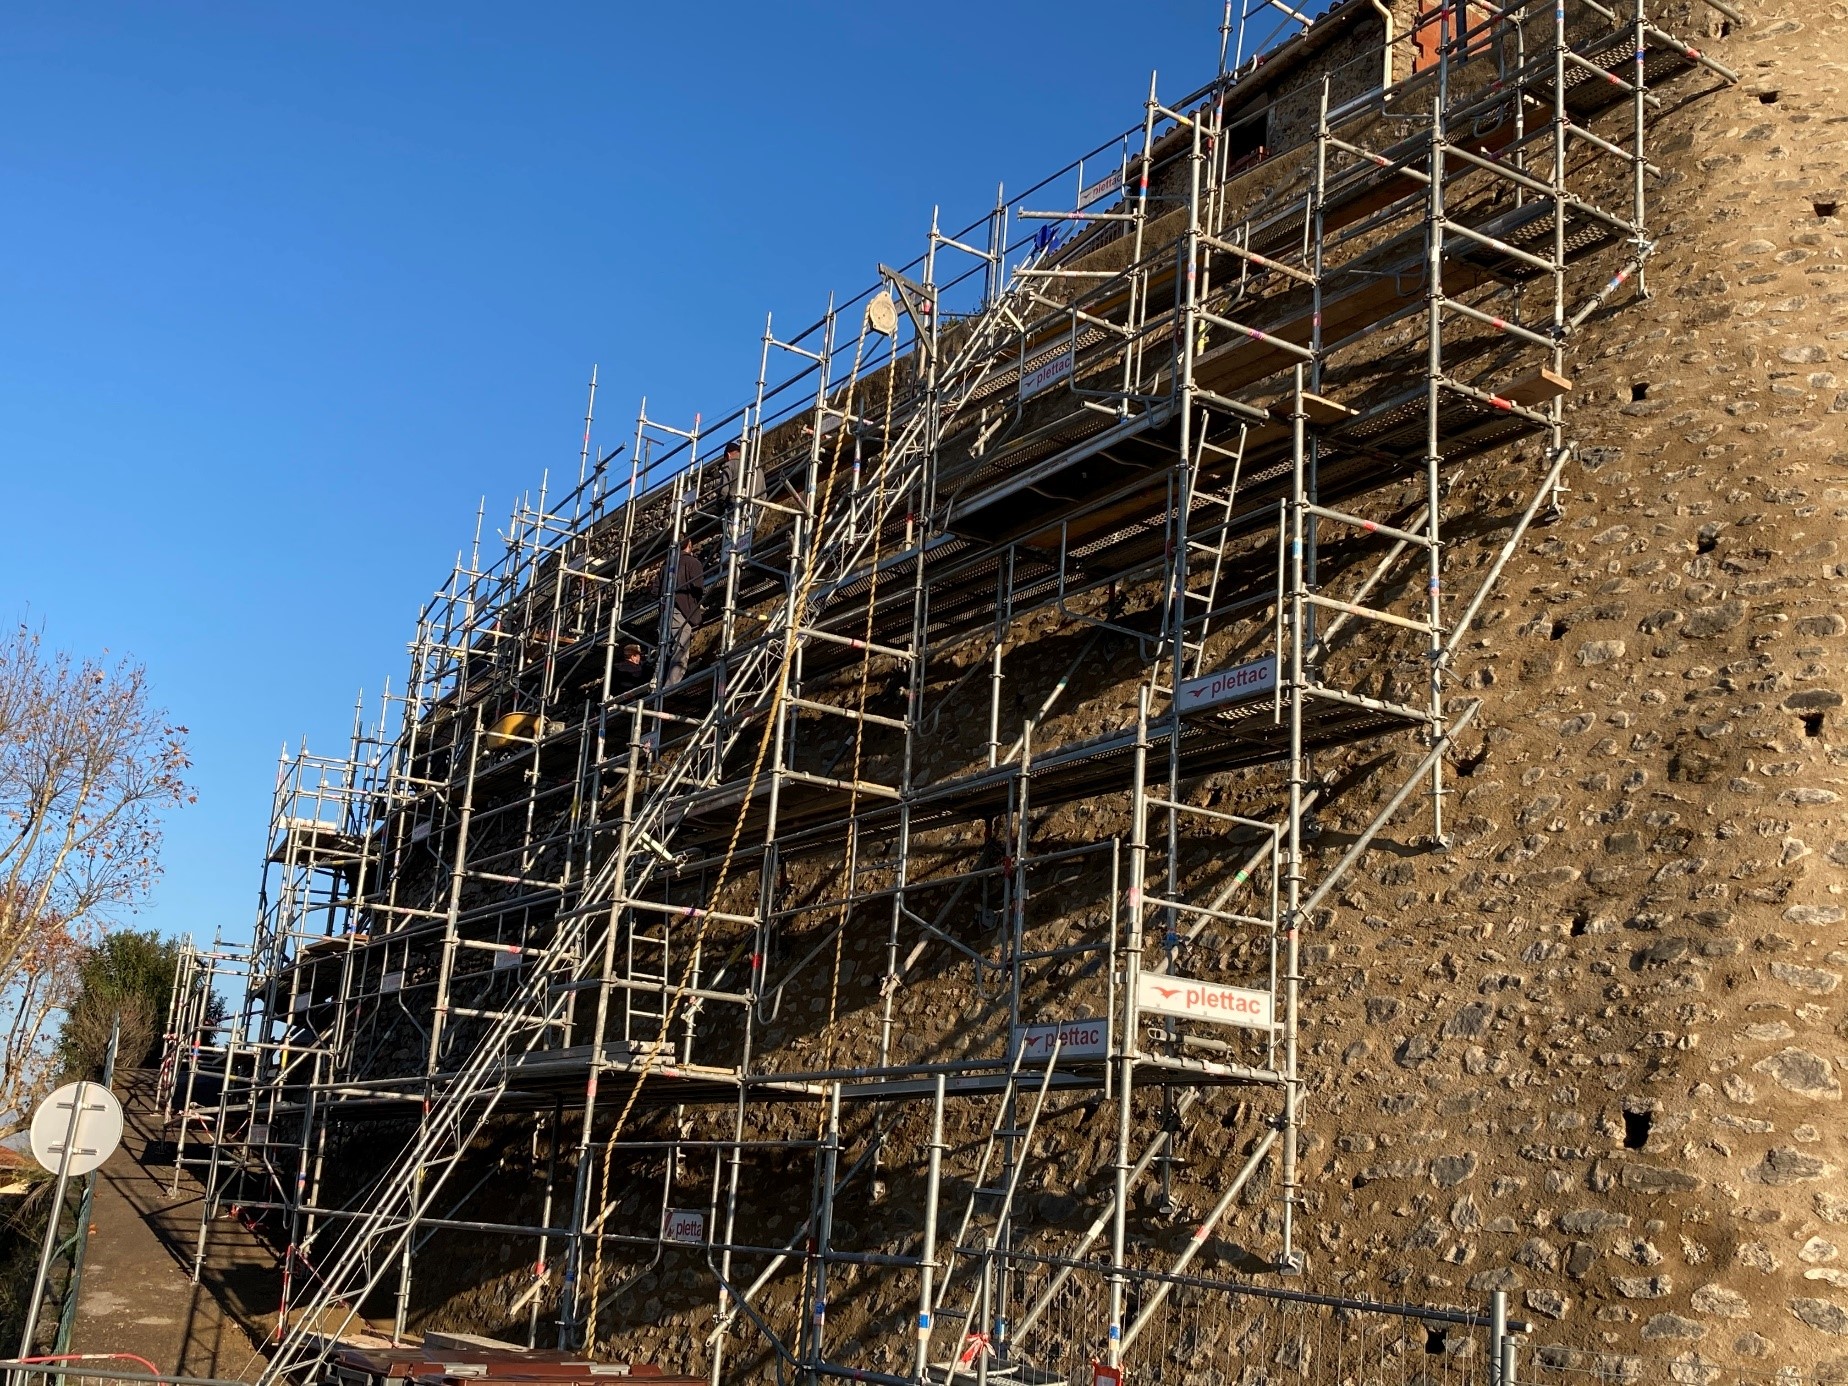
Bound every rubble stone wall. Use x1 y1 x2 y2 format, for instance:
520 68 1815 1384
386 0 1847 1373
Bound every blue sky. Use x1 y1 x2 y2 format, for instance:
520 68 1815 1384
1 3 1281 949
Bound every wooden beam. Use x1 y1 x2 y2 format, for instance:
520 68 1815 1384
1500 366 1572 406
1302 391 1359 424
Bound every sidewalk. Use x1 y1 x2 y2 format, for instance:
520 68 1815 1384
67 1070 277 1378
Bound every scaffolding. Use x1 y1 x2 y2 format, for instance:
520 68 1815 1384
162 2 1736 1381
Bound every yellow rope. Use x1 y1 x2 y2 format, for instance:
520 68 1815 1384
582 315 878 1346
823 340 901 1058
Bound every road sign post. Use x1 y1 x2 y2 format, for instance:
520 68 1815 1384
55 1017 122 1352
18 1080 125 1356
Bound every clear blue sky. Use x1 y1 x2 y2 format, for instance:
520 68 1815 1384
1 2 1283 950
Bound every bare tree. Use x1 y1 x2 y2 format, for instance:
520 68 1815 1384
0 924 84 1131
0 624 190 1133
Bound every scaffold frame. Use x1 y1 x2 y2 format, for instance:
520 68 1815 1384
158 3 1736 1380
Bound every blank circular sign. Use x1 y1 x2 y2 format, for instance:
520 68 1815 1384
29 1081 124 1177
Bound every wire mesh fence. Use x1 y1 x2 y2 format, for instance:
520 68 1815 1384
1526 1341 1839 1386
993 1256 1509 1386
1 1362 252 1386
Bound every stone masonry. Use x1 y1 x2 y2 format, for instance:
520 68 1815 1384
294 0 1847 1375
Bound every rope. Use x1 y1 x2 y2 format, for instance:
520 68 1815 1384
823 330 902 1059
581 310 880 1347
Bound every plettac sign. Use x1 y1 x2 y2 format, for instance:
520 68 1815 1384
1010 1017 1109 1063
1136 973 1274 1030
662 1208 705 1245
1021 347 1073 399
1176 655 1278 714
1078 168 1123 210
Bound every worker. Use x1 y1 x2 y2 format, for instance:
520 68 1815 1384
659 534 704 689
613 641 647 690
725 439 764 563
736 439 767 506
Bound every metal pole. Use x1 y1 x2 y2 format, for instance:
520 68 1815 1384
578 365 599 488
915 1074 946 1382
709 1090 746 1386
809 1084 842 1386
53 1020 121 1351
1489 1289 1509 1386
1424 80 1450 849
1277 361 1308 1273
190 1039 235 1286
398 706 486 1340
19 1084 92 1356
1118 1128 1278 1352
156 948 189 1111
1012 1093 1196 1342
529 1102 562 1348
559 694 647 1347
1630 0 1648 297
1108 685 1150 1365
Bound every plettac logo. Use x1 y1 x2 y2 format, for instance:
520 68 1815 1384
1010 1018 1109 1062
1021 348 1074 399
1136 973 1273 1030
662 1209 705 1245
1177 655 1278 713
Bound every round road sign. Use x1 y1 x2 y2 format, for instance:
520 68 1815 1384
29 1081 124 1177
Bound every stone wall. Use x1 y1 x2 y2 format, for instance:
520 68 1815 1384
384 0 1847 1372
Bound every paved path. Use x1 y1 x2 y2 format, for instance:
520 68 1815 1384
67 1070 277 1379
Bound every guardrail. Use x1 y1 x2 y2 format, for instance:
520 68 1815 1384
2 1358 252 1386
